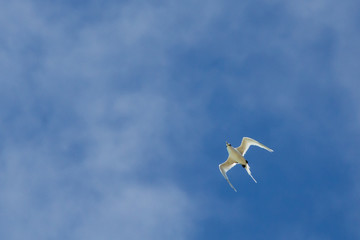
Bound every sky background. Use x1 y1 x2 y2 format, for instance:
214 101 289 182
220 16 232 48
1 0 360 239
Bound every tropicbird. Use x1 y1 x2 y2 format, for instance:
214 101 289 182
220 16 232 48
219 137 273 192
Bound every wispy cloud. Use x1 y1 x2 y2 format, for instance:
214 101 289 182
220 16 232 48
0 0 219 239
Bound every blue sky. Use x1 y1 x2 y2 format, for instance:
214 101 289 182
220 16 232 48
1 0 360 239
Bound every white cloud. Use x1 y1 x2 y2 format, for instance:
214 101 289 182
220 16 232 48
0 144 195 239
0 86 199 239
0 0 219 239
74 184 193 240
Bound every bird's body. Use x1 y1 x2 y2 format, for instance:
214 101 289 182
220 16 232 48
226 145 247 166
219 137 273 192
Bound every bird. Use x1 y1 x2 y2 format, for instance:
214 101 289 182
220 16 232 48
219 137 273 192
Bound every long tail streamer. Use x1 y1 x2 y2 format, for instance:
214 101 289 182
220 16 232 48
245 164 257 183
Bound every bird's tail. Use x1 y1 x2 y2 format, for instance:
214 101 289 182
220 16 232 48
245 164 257 183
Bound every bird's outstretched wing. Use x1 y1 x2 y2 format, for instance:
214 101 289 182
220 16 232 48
219 157 238 192
236 137 273 156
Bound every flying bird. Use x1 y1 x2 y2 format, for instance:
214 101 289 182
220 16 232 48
219 137 273 192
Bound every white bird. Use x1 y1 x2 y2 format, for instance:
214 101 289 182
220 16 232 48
219 137 273 192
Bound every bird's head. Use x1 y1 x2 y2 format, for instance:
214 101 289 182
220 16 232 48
226 141 232 147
